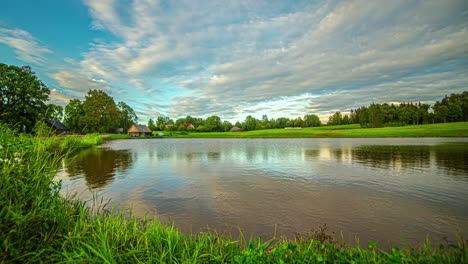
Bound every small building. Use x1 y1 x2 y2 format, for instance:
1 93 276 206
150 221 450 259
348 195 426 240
128 124 152 137
230 126 244 132
46 120 70 135
183 123 195 128
157 133 164 136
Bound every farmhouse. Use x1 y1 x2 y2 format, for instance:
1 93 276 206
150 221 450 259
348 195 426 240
128 124 152 137
230 126 244 132
46 120 70 135
183 123 195 128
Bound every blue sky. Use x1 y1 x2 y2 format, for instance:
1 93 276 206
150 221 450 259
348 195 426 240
1 0 467 123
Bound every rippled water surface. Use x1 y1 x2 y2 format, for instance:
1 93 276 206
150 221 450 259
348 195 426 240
56 138 468 247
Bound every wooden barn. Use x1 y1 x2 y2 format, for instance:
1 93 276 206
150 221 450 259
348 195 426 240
128 124 152 137
46 120 70 135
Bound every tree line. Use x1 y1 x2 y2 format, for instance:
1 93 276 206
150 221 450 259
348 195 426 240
63 90 137 133
147 114 322 132
327 91 468 128
0 63 137 133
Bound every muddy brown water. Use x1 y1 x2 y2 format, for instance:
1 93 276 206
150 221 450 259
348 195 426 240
56 138 468 248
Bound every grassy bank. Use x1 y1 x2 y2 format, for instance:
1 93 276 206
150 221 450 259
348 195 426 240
103 123 468 140
1 124 467 263
174 122 468 138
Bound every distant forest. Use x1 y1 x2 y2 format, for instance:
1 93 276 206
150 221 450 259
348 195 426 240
148 91 468 132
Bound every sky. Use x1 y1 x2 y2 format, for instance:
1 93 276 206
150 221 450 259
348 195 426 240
1 0 467 123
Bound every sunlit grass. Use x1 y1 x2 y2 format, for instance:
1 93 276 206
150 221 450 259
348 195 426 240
174 122 468 138
1 123 467 263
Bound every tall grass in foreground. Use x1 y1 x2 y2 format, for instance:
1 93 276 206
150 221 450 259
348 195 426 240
0 124 466 263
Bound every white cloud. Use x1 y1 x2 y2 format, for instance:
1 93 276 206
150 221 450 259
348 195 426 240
49 89 78 106
0 27 52 65
48 71 112 94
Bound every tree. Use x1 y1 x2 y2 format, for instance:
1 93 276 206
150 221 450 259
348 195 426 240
222 120 233 132
244 115 257 131
147 119 157 131
117 101 137 131
63 99 84 132
0 63 50 132
44 104 64 121
156 116 171 130
328 112 343 126
434 105 449 123
368 104 384 128
80 90 120 133
205 116 222 132
304 114 321 127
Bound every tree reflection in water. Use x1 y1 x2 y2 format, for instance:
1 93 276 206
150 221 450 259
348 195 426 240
349 144 467 177
64 147 133 189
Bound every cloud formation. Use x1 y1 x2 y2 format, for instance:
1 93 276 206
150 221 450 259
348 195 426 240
48 71 112 95
2 0 468 123
75 0 468 121
0 27 52 65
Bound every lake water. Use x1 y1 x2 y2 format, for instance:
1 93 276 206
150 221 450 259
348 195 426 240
56 138 468 248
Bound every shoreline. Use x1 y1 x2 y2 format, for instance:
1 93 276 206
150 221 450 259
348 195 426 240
102 122 468 139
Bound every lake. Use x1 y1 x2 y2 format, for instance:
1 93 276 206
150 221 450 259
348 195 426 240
56 138 468 248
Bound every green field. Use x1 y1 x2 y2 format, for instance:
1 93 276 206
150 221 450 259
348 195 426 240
104 122 468 139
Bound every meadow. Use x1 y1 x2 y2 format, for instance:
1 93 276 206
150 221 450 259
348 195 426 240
1 123 467 263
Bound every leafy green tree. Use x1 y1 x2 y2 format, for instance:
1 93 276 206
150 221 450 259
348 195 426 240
222 121 233 131
434 105 449 123
304 114 321 127
80 90 120 133
0 63 50 132
175 118 185 126
328 112 343 126
342 114 350 125
447 104 462 122
397 106 412 125
244 115 258 131
358 107 369 127
196 125 208 132
63 99 84 132
117 101 137 131
205 116 223 132
147 119 157 131
156 116 171 130
368 104 384 128
44 104 64 121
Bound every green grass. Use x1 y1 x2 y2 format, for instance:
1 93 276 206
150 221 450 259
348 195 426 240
1 122 467 263
102 123 468 140
172 122 468 138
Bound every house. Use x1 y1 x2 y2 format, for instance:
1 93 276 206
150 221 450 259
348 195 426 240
183 123 195 128
230 126 244 132
128 124 152 137
46 120 70 135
